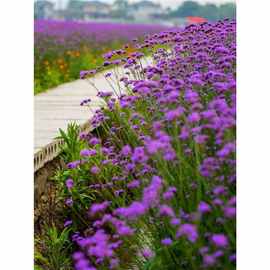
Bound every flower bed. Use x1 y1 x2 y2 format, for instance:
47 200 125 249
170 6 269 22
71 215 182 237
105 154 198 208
34 20 169 94
35 19 236 270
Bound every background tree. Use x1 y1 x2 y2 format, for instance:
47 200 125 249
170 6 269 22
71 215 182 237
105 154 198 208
114 0 129 11
199 3 219 21
66 0 84 20
169 1 236 21
171 1 201 17
112 0 130 19
219 3 236 19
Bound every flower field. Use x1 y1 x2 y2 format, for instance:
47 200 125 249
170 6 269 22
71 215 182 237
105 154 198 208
35 19 236 270
34 20 168 94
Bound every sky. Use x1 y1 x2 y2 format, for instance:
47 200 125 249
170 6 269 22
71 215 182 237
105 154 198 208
52 0 235 9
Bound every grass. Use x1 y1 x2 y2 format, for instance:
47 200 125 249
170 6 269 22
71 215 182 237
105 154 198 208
34 225 73 270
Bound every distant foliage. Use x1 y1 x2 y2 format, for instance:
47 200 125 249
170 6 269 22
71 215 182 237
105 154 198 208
170 1 236 21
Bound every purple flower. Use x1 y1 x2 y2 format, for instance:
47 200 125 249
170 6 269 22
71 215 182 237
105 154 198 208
152 121 163 131
211 234 228 248
80 149 97 157
213 250 224 258
189 75 204 86
217 142 235 158
114 189 124 197
177 224 198 243
105 72 112 77
163 150 176 161
163 186 177 200
179 126 189 140
198 201 211 214
80 98 91 106
161 238 173 246
194 134 208 144
142 248 154 259
203 254 216 266
170 218 181 226
229 253 236 262
90 166 100 174
199 246 209 255
65 178 74 190
213 185 226 195
74 258 91 270
187 112 201 123
213 198 223 206
109 258 119 269
131 147 148 163
159 205 175 217
72 251 85 261
65 198 73 207
144 139 163 154
224 206 236 218
228 196 236 205
79 131 88 140
64 219 73 227
142 175 163 208
80 70 89 79
115 201 146 220
184 89 199 103
201 110 216 119
165 107 184 121
117 225 134 236
127 180 140 189
121 145 131 157
89 201 110 216
67 160 80 169
83 230 114 259
89 137 100 145
213 82 230 93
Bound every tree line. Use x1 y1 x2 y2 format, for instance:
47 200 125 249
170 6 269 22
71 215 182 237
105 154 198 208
168 1 236 21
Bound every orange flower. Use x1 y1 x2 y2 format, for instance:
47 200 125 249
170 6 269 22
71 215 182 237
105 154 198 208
126 46 136 56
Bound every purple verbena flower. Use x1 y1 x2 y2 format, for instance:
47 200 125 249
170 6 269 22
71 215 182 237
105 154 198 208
161 238 173 246
211 234 228 248
177 224 198 243
89 201 110 216
198 201 211 214
90 166 101 174
142 248 154 259
65 178 74 190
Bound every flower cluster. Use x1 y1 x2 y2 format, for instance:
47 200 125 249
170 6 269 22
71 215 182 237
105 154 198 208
60 19 236 270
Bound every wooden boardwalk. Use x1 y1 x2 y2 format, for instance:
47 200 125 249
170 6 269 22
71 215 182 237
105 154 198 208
34 70 115 171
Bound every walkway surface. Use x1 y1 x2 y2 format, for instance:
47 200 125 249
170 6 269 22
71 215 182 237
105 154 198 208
34 58 151 172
